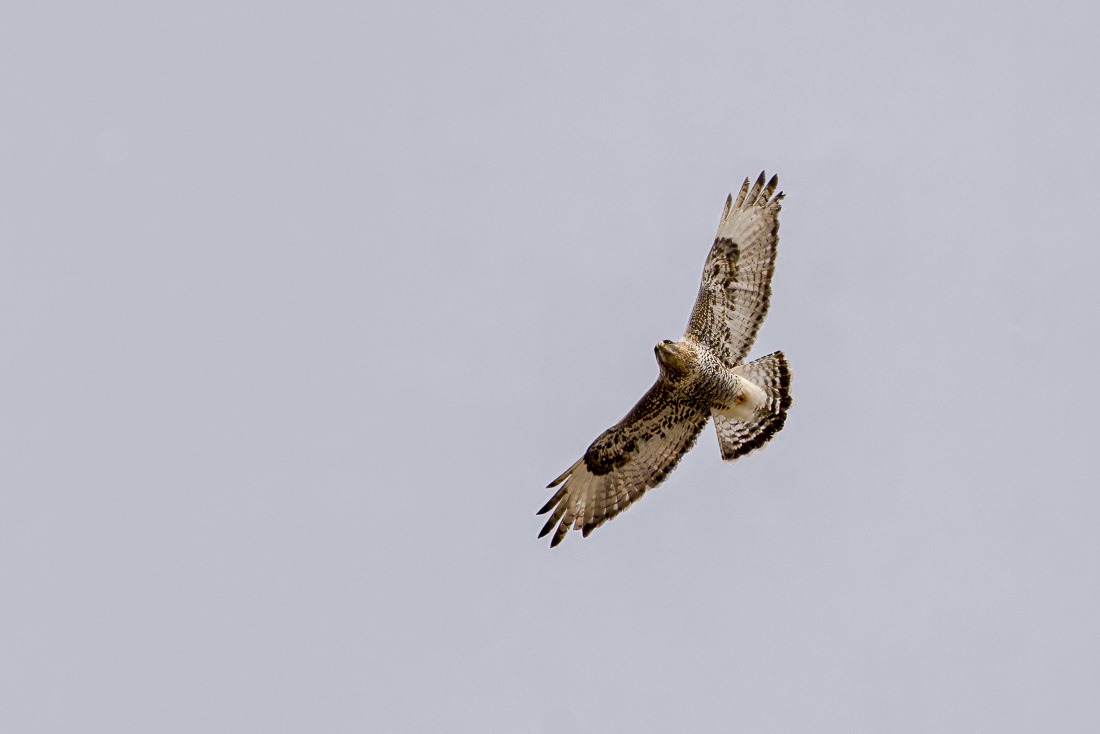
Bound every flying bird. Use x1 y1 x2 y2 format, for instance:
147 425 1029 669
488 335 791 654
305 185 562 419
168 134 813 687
538 172 792 547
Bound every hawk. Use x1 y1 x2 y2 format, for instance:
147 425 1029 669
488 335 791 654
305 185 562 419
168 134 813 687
538 171 792 547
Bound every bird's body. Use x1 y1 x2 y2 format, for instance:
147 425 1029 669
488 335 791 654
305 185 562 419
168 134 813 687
652 339 769 425
538 172 793 547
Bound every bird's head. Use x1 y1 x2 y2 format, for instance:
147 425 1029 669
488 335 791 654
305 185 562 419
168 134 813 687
654 339 696 379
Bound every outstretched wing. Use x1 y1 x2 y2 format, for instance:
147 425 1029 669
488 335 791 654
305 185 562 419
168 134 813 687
685 171 783 367
538 380 708 547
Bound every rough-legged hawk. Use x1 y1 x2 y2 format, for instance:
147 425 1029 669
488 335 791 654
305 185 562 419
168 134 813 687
539 172 792 547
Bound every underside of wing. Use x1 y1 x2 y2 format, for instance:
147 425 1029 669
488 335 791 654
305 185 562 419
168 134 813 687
538 380 708 547
685 171 783 366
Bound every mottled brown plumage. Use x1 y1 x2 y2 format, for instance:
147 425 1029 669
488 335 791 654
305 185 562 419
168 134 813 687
539 172 792 547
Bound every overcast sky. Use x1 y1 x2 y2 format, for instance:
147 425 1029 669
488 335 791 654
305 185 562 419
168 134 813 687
3 2 1099 732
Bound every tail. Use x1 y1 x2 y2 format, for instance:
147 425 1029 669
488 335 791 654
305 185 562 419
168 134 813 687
714 351 792 461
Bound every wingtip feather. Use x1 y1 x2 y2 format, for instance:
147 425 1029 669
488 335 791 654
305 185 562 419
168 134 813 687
551 519 570 547
536 487 567 515
733 177 751 208
745 172 766 208
546 462 575 488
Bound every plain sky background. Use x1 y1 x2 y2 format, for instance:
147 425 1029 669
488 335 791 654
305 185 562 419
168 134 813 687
3 2 1099 732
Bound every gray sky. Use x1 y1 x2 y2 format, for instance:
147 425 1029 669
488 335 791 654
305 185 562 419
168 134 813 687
3 2 1099 732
